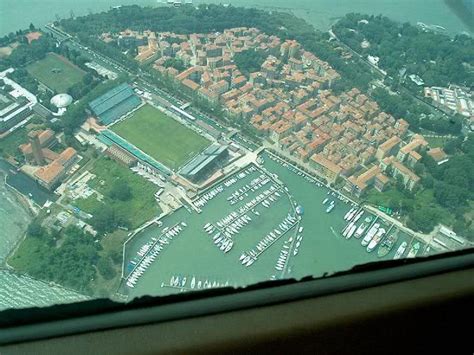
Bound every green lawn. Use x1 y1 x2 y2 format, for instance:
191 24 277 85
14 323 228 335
73 157 160 229
0 127 28 159
425 136 454 148
8 236 45 271
111 104 210 169
27 53 85 92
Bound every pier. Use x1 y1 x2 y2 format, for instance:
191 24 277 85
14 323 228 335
124 222 183 281
245 220 298 262
279 220 301 278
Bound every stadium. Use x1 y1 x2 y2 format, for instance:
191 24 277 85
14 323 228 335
90 83 225 181
89 83 142 126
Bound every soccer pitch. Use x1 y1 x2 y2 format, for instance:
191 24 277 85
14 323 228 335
27 53 86 93
111 104 211 169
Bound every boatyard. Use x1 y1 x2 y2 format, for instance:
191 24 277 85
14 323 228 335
118 149 432 299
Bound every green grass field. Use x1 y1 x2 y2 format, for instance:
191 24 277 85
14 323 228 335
425 136 454 148
74 157 161 229
112 104 210 169
27 53 85 92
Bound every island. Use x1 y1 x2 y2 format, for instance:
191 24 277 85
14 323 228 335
0 4 472 303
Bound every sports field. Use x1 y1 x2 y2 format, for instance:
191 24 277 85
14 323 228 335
27 53 86 93
111 104 210 169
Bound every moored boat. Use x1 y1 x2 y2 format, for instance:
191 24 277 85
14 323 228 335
393 241 408 260
377 230 399 257
354 222 368 239
326 204 335 213
362 223 380 247
367 228 386 252
406 242 421 258
345 224 357 239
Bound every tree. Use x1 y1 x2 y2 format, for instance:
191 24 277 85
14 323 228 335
233 49 268 76
407 206 440 233
91 205 116 234
109 180 132 201
27 221 43 237
97 258 116 280
29 23 36 31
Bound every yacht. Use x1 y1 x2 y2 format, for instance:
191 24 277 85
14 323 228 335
407 242 421 258
342 222 354 237
354 222 368 239
393 241 408 260
344 208 356 221
362 223 380 247
353 210 364 223
346 224 357 239
367 228 386 252
246 258 255 267
326 204 335 213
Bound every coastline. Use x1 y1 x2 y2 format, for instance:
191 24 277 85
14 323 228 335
0 169 35 268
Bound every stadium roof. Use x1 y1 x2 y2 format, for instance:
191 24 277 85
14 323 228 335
180 143 228 177
89 83 141 125
99 130 171 175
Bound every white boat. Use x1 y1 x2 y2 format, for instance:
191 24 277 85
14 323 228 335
298 226 304 233
293 248 299 256
346 224 357 239
342 222 354 237
204 223 211 230
362 223 380 247
220 240 229 251
354 223 368 239
224 241 233 253
246 258 255 267
344 208 355 221
353 210 364 223
393 241 408 260
367 228 386 252
326 204 335 213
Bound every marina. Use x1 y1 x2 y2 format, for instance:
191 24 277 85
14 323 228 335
120 151 429 299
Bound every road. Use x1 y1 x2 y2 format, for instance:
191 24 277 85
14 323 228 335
44 23 465 253
363 205 446 251
43 24 263 152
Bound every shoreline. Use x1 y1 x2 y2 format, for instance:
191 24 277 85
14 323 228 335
0 170 35 268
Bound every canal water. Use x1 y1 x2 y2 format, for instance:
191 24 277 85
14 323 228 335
123 153 416 299
1 0 470 36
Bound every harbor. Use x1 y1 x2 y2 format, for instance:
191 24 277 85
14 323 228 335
119 149 432 299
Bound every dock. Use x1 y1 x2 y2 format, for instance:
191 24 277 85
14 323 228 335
245 220 298 262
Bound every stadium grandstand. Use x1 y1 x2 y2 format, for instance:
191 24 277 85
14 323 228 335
88 83 141 125
180 143 228 182
98 130 171 175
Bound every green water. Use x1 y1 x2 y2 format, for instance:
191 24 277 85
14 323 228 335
124 155 414 299
0 0 470 36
